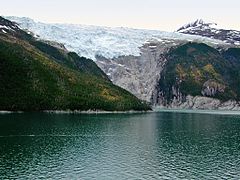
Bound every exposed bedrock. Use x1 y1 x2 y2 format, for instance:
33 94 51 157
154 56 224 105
96 39 179 102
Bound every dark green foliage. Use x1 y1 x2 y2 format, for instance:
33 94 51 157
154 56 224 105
30 41 67 62
30 41 109 80
158 42 240 103
67 52 109 80
223 48 240 99
224 48 240 59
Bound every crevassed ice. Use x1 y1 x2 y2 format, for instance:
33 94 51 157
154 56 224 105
6 16 227 61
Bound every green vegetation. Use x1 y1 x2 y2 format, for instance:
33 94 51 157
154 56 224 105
223 48 240 99
158 42 240 102
30 41 109 80
0 17 150 111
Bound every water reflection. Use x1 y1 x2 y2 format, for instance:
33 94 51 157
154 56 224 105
0 112 239 179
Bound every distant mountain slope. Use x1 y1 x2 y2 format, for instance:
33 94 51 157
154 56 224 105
0 17 150 111
177 19 240 45
153 42 240 109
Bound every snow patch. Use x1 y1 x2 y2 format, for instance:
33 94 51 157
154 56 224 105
0 25 15 32
0 25 10 30
1 29 7 34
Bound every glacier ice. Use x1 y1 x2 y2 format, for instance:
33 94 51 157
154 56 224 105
6 16 227 60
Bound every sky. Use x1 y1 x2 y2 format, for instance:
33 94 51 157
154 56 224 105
1 0 240 31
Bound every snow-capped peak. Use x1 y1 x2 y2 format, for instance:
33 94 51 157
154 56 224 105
177 19 240 45
190 19 217 27
177 19 218 32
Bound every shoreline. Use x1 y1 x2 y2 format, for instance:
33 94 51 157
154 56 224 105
43 110 153 114
154 108 240 115
0 110 153 114
1 108 240 115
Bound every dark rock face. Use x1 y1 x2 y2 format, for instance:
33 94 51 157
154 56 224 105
0 16 19 30
177 19 240 45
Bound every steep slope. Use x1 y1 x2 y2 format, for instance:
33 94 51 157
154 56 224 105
153 42 240 109
30 40 109 80
177 19 240 45
223 48 240 98
0 17 150 111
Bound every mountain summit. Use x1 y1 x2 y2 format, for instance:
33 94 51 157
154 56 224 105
177 19 218 32
177 19 240 45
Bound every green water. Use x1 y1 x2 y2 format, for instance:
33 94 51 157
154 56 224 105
0 111 239 179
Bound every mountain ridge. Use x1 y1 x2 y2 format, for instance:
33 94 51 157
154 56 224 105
177 19 240 45
177 19 218 32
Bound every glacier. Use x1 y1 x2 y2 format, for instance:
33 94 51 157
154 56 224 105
6 16 227 61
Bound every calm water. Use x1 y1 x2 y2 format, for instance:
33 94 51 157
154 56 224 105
0 111 239 179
